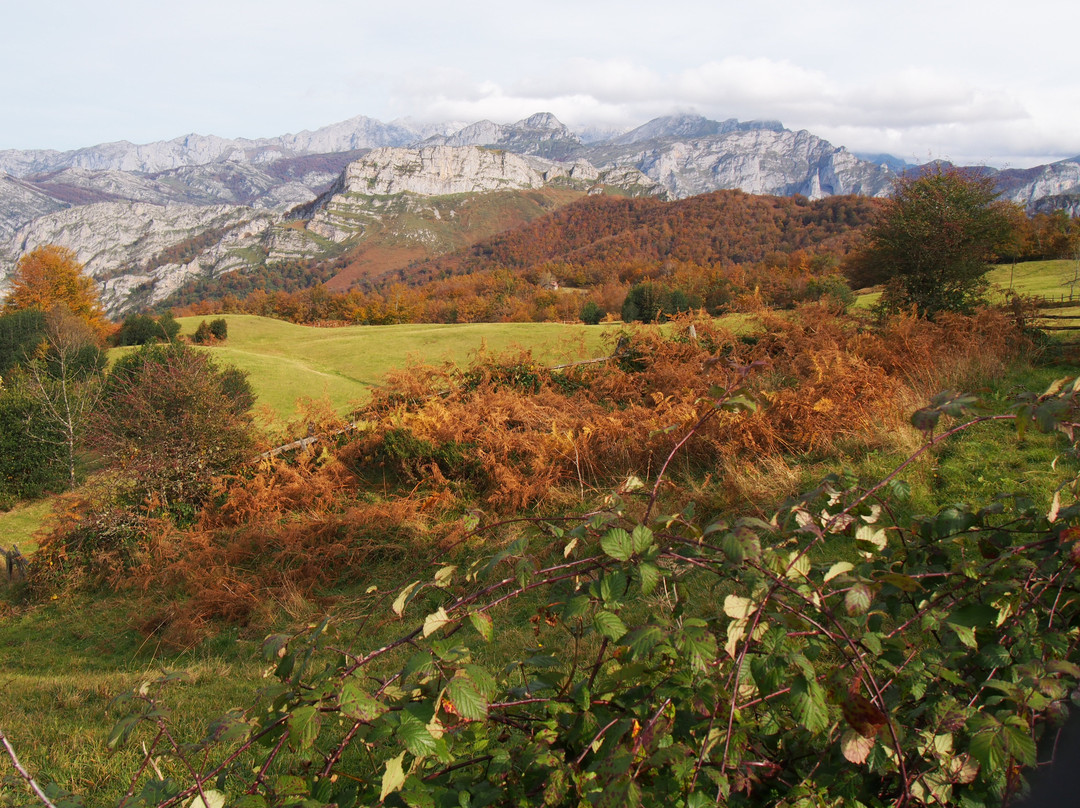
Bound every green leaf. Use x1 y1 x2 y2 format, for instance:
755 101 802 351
624 625 664 659
288 705 319 752
911 407 940 432
446 673 488 720
1002 719 1037 766
468 610 493 642
601 528 634 561
790 675 829 734
630 525 654 554
396 711 438 757
947 603 997 628
948 622 978 649
886 479 912 502
594 609 628 641
340 682 387 721
380 751 407 802
637 561 660 595
261 633 290 662
107 712 141 750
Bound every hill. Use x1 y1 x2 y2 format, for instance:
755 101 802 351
172 314 618 420
398 189 882 285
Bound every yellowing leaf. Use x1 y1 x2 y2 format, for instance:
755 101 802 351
186 790 227 808
841 729 875 764
392 581 421 617
824 562 854 584
786 551 811 580
723 594 754 619
380 751 407 801
423 607 451 637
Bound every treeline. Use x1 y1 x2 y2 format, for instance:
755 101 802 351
166 188 1080 327
401 190 882 283
166 260 338 311
171 191 880 324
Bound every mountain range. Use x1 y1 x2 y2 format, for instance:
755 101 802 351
1 112 1077 316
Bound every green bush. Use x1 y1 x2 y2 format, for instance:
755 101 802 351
580 300 604 325
192 320 213 344
0 386 64 505
0 309 46 375
78 379 1080 807
115 312 181 346
94 342 255 520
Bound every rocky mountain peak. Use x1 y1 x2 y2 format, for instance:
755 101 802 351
515 112 572 135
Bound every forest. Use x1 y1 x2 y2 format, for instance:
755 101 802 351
2 169 1080 807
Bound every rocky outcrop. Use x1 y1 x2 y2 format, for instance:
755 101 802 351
0 201 277 316
590 119 892 200
994 158 1080 212
0 175 70 242
304 146 657 244
2 111 1078 316
424 113 585 160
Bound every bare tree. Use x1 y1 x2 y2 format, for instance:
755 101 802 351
22 306 104 489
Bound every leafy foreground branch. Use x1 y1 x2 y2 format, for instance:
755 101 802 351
7 379 1080 808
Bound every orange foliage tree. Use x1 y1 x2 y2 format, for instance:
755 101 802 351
4 245 109 337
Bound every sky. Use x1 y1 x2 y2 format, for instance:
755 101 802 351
2 0 1077 169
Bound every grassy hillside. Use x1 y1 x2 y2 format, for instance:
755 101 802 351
986 258 1080 297
174 315 620 420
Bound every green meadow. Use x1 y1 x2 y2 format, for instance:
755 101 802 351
174 316 621 420
2 259 1080 806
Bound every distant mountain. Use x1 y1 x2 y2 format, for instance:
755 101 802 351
1 111 1077 316
0 115 420 177
993 157 1080 215
423 112 585 160
584 115 891 200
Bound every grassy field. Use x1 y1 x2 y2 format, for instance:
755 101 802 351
986 258 1080 298
0 498 52 555
855 258 1080 310
173 316 621 421
3 290 1079 804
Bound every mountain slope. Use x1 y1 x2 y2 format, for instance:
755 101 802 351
1 111 1077 317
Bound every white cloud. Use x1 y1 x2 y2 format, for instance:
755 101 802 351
4 1 1080 167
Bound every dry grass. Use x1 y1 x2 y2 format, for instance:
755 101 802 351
37 305 1027 645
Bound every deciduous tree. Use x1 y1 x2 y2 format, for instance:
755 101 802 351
94 343 255 522
22 306 106 489
3 245 109 336
855 167 1020 316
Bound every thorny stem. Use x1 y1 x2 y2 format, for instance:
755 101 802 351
118 727 167 808
0 730 59 808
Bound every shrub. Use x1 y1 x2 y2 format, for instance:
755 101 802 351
92 342 255 520
0 385 64 505
209 318 228 340
0 308 46 375
115 312 180 346
580 300 604 325
192 320 213 344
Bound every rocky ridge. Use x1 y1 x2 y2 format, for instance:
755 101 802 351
1 112 1077 316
